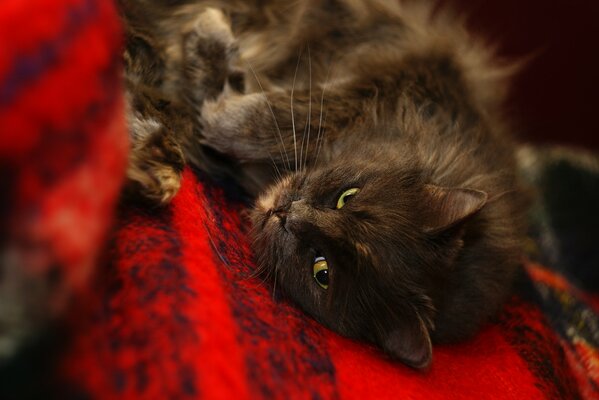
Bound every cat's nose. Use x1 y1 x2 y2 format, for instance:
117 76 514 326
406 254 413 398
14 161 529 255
273 207 288 224
285 200 310 234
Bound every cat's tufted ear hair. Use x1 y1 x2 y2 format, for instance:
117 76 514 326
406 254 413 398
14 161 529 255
421 184 488 234
380 309 433 370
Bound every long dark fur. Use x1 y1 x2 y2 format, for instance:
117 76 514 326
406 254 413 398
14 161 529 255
121 0 528 369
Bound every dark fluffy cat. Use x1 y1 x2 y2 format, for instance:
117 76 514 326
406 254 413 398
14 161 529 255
122 0 528 369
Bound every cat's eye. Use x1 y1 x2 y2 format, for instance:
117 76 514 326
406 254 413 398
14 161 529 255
313 256 329 289
336 188 360 209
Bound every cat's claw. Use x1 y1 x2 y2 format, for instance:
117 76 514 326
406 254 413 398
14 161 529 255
129 163 182 204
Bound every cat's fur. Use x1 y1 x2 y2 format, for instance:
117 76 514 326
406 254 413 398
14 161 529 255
121 0 528 369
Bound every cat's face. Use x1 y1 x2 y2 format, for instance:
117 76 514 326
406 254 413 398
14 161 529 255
250 153 488 369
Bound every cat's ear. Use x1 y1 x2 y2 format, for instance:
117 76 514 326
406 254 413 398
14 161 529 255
421 185 488 234
381 312 432 369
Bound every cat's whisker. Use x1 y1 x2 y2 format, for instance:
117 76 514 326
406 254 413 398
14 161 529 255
203 222 230 269
244 239 273 284
266 150 283 181
300 115 308 173
314 115 324 167
246 260 270 281
248 267 276 294
302 45 313 172
244 264 271 288
314 60 334 167
314 108 328 166
291 48 303 173
246 62 291 171
487 188 518 203
261 146 283 181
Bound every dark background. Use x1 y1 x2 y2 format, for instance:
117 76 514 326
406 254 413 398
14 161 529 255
444 0 599 150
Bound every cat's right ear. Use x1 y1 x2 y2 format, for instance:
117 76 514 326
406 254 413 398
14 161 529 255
421 185 488 234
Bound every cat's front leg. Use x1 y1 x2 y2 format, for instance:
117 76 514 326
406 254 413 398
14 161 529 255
125 7 240 204
200 88 358 169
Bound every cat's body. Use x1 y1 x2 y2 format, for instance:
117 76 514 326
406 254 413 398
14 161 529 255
122 0 528 368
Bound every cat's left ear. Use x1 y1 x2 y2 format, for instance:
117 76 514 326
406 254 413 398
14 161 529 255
421 184 488 234
381 311 433 369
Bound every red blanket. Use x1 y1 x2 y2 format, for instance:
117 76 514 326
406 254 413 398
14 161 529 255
1 1 597 399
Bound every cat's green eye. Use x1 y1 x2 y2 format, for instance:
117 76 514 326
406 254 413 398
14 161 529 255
336 188 360 209
313 256 329 289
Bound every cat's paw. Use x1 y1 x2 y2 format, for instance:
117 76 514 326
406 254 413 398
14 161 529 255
128 162 182 204
200 93 268 158
127 115 185 204
182 8 243 105
187 8 235 52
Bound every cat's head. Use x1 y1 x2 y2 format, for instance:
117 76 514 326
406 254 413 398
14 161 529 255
250 151 487 369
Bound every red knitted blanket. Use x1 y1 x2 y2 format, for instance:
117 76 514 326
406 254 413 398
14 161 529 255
1 1 597 399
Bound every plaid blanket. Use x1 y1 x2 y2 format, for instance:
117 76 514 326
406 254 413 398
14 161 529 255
0 1 597 399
